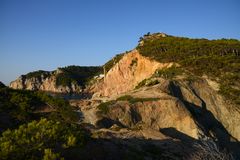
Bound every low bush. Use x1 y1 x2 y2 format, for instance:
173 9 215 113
0 118 86 160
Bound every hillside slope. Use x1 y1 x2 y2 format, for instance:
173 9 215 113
5 33 240 159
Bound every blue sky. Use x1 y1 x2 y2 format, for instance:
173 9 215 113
0 0 239 84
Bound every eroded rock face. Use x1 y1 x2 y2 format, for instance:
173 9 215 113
90 78 240 142
169 79 240 141
100 99 200 139
9 72 82 93
99 50 174 96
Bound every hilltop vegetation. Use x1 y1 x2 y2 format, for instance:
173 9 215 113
25 70 51 79
137 33 240 104
55 65 103 87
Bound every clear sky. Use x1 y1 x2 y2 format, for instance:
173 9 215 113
0 0 239 85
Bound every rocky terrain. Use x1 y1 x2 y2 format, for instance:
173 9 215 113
5 33 240 159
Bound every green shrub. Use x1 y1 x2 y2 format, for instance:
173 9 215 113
0 118 86 160
117 95 160 104
55 65 103 87
130 58 138 67
97 101 116 114
135 79 148 89
104 53 125 72
135 79 159 89
0 88 79 132
154 66 183 79
25 70 51 79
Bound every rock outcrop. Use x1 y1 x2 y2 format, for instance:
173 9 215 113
98 99 200 139
9 70 82 93
168 79 240 141
98 49 174 96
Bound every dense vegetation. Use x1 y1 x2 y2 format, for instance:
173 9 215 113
0 118 86 160
135 78 159 89
137 34 240 104
0 87 88 159
55 65 103 87
0 88 79 131
25 70 51 79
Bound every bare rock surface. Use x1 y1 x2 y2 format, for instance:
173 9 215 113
98 49 174 96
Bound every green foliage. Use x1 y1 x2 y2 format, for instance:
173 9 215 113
135 79 148 89
137 35 240 105
0 88 79 132
55 65 102 87
219 85 240 105
117 95 160 104
104 53 125 72
0 88 43 125
135 79 159 89
116 95 133 101
36 92 79 123
97 101 115 114
25 70 51 79
154 66 183 79
43 149 63 160
130 58 138 67
0 118 86 160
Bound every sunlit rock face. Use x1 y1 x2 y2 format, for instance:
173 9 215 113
9 71 82 93
98 49 174 97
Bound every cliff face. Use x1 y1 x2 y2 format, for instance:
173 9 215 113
98 49 174 96
87 49 240 142
9 70 82 93
98 98 200 139
80 77 240 142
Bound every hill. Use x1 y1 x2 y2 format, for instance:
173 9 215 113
137 33 240 104
10 65 102 93
4 33 240 159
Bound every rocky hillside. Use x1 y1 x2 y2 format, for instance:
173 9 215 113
5 33 240 159
10 66 102 93
97 49 174 96
79 33 240 158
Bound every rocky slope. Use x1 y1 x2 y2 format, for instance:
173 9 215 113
94 49 174 97
7 33 240 159
71 76 240 158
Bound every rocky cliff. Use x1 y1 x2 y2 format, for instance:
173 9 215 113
96 49 174 97
10 70 81 93
10 66 102 93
